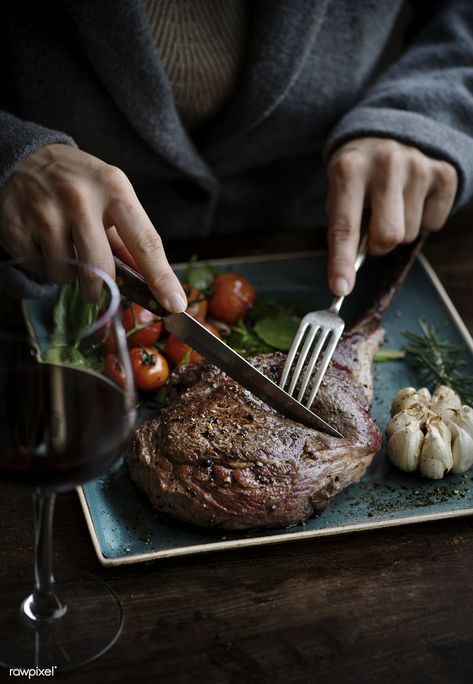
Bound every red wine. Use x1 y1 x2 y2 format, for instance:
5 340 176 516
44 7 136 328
0 363 133 490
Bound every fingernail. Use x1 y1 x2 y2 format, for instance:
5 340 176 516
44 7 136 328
333 277 350 296
167 291 188 313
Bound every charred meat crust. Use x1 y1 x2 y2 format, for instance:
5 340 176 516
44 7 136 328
127 326 384 530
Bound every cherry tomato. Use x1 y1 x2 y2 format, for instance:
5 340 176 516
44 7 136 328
104 354 125 388
164 323 221 366
183 283 208 321
130 346 169 391
122 303 163 346
208 273 256 325
164 336 203 366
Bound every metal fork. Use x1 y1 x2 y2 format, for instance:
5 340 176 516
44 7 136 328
279 235 369 409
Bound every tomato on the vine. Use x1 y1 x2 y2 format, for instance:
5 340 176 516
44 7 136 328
164 336 202 366
208 273 256 325
183 283 208 321
130 346 169 391
122 303 163 347
104 354 126 387
164 323 220 366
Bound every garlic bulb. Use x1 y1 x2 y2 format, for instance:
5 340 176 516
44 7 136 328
448 421 473 473
387 423 424 472
387 385 473 479
430 385 462 421
390 386 431 416
419 417 452 479
448 405 473 473
386 405 431 438
451 404 473 437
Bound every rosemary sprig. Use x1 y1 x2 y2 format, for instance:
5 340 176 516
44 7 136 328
402 319 473 405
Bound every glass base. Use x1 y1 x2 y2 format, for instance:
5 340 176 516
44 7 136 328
0 566 123 672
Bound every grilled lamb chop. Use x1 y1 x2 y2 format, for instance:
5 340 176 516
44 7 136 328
127 239 425 529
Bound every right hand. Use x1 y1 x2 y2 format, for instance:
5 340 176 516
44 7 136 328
0 143 187 310
325 137 458 297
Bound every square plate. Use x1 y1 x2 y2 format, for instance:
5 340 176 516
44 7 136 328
75 252 473 565
26 251 473 565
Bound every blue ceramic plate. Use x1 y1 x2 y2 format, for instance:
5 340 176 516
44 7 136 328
27 252 473 564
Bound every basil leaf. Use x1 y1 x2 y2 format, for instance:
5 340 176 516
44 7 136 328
247 298 309 323
44 345 104 372
68 279 102 337
50 286 70 347
184 255 219 292
226 321 273 357
47 279 105 373
253 316 301 352
50 280 102 348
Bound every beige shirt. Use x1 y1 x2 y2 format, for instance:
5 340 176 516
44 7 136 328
143 0 248 130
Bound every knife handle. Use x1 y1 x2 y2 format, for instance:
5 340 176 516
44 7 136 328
113 256 170 317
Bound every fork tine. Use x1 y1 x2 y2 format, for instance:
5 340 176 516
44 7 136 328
279 320 310 389
305 329 343 409
296 327 331 402
287 325 320 395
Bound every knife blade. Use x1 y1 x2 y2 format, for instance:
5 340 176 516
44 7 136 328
114 257 342 438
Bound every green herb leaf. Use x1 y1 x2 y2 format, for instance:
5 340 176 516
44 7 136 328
184 255 219 292
253 316 301 352
247 297 308 323
44 345 104 372
47 279 105 372
373 348 406 362
50 286 70 347
402 319 473 405
177 347 193 367
139 384 169 414
226 320 274 357
150 385 168 409
50 280 103 348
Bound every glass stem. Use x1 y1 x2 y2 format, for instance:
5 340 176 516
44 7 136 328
22 489 67 624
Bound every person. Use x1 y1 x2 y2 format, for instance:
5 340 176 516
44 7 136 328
0 0 470 308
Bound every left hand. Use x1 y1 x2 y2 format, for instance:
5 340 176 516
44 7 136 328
326 137 458 296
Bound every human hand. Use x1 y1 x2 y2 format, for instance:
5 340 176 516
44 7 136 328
326 137 458 296
0 143 187 309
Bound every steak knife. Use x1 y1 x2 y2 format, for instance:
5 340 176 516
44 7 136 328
113 257 342 438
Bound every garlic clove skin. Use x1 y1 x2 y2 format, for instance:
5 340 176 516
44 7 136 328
391 387 423 416
387 423 424 472
448 419 473 473
451 405 473 440
386 405 431 438
419 417 453 479
430 385 462 421
387 385 473 479
417 387 432 404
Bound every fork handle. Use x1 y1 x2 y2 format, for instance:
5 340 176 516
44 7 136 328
329 233 369 315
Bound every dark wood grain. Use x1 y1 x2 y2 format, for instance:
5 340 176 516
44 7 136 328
1 208 473 684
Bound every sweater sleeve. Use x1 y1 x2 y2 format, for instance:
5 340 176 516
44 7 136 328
0 109 77 186
0 110 77 297
324 0 473 208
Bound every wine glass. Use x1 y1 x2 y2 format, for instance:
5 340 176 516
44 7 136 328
0 256 137 671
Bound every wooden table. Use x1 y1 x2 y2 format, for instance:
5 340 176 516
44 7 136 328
2 211 473 684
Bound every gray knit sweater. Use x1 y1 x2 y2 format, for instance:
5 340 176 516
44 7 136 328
1 1 473 296
143 0 247 130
